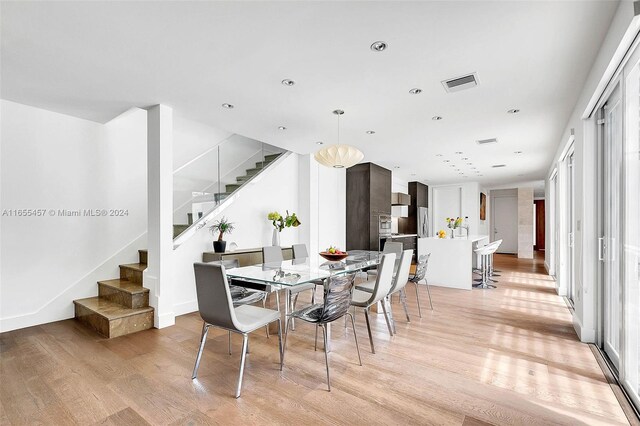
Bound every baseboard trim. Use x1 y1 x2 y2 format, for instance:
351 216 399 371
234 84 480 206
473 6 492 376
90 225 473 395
572 314 596 343
173 300 198 317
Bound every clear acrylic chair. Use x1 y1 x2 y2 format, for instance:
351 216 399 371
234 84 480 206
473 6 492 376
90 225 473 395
409 253 434 317
280 272 361 391
192 262 283 398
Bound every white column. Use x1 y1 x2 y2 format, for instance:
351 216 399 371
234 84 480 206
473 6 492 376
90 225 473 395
298 155 320 254
145 105 175 328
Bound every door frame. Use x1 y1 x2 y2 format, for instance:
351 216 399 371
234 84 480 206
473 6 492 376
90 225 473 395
490 189 518 254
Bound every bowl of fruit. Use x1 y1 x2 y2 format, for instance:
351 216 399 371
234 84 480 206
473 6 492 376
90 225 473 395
319 246 348 261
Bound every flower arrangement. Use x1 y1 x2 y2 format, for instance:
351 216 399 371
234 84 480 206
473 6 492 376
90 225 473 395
268 210 301 232
437 230 447 239
444 216 469 238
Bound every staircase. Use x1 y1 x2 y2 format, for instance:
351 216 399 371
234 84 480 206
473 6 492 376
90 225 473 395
73 249 153 338
173 152 282 238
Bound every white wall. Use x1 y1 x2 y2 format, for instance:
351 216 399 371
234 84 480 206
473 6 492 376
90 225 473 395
0 100 147 332
545 1 637 342
429 182 481 236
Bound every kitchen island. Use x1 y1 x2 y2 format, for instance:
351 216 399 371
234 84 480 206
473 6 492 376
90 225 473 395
417 235 489 290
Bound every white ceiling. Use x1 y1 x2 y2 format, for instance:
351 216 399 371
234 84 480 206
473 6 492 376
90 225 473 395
1 1 618 187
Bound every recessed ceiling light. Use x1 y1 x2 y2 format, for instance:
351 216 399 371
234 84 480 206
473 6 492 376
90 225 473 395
463 176 468 178
467 163 473 165
435 154 443 157
507 109 520 114
278 126 287 131
222 103 234 109
459 173 464 175
370 41 387 52
455 151 463 155
409 88 422 95
514 151 523 154
492 164 506 168
461 157 469 160
394 166 400 169
443 160 450 163
316 141 324 145
432 116 443 121
471 167 477 169
281 79 295 86
478 174 484 177
411 173 416 176
366 130 376 135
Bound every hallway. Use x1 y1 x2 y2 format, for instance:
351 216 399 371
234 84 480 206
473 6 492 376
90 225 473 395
0 254 631 425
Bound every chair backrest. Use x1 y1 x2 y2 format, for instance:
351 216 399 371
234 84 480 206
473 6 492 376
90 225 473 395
193 262 240 331
367 253 396 305
390 249 413 294
292 243 309 259
318 273 356 323
382 241 403 255
411 253 430 283
263 246 284 263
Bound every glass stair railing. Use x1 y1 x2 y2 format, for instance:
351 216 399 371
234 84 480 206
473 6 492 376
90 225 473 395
172 134 286 247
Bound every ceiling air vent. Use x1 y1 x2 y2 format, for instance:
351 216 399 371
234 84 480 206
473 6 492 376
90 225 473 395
442 73 478 93
477 138 498 145
492 164 506 168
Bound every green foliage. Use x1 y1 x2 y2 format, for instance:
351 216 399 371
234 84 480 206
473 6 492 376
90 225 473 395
268 210 301 232
209 216 235 241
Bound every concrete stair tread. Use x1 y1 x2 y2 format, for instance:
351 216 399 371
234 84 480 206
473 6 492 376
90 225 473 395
98 279 149 294
120 263 147 272
73 297 153 321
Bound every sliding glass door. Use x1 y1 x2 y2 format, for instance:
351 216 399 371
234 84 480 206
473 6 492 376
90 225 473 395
567 152 576 305
602 84 623 371
623 52 640 407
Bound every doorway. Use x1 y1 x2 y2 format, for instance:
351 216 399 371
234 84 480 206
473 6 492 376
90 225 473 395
491 190 518 254
534 200 545 251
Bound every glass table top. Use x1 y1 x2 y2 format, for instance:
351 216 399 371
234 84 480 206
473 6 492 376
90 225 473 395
225 250 381 287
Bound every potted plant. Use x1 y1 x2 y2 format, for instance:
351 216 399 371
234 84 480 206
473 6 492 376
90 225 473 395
267 210 301 246
209 216 235 253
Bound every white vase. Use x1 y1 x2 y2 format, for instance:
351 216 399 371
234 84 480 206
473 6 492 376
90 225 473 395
272 229 281 246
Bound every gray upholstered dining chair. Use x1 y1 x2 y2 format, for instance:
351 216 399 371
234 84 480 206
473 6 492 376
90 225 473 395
208 259 270 342
280 273 361 391
192 262 283 398
350 253 396 353
366 241 403 278
264 246 316 328
356 249 413 334
409 254 433 316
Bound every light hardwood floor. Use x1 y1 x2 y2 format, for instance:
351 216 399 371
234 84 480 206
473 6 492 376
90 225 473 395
0 253 633 425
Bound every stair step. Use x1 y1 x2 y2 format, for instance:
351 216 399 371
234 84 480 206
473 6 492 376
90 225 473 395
264 153 281 161
138 249 147 265
74 297 154 338
225 183 241 193
236 175 250 183
173 224 190 239
98 279 149 309
245 167 263 176
214 193 230 202
119 263 147 284
254 160 273 168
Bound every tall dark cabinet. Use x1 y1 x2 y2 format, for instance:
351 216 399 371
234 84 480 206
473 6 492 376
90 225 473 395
346 163 392 251
398 181 429 235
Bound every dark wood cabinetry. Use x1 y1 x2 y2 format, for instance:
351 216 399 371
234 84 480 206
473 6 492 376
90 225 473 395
346 163 392 251
399 181 429 235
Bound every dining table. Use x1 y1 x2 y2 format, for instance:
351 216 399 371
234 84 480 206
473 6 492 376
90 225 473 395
225 249 382 350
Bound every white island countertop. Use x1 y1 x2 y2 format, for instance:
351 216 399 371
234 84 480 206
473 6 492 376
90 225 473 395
418 235 489 290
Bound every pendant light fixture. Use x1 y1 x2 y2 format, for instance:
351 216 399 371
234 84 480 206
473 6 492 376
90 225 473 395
314 109 364 168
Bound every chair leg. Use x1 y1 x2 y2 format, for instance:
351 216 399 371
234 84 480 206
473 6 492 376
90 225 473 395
228 331 232 355
425 280 434 310
347 313 362 366
192 323 210 379
314 324 319 351
236 334 249 398
280 316 292 371
276 319 283 367
400 289 411 323
414 283 423 318
380 298 395 336
363 307 375 354
321 325 331 391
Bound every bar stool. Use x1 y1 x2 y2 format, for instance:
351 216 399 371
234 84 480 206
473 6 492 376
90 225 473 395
473 241 501 289
487 239 503 280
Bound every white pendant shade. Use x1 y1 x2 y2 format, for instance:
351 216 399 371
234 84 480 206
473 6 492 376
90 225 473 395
314 144 364 169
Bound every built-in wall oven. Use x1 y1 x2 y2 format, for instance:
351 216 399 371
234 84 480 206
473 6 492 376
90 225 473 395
378 214 392 239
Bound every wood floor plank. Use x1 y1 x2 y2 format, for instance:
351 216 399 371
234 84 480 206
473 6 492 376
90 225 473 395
0 253 632 425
